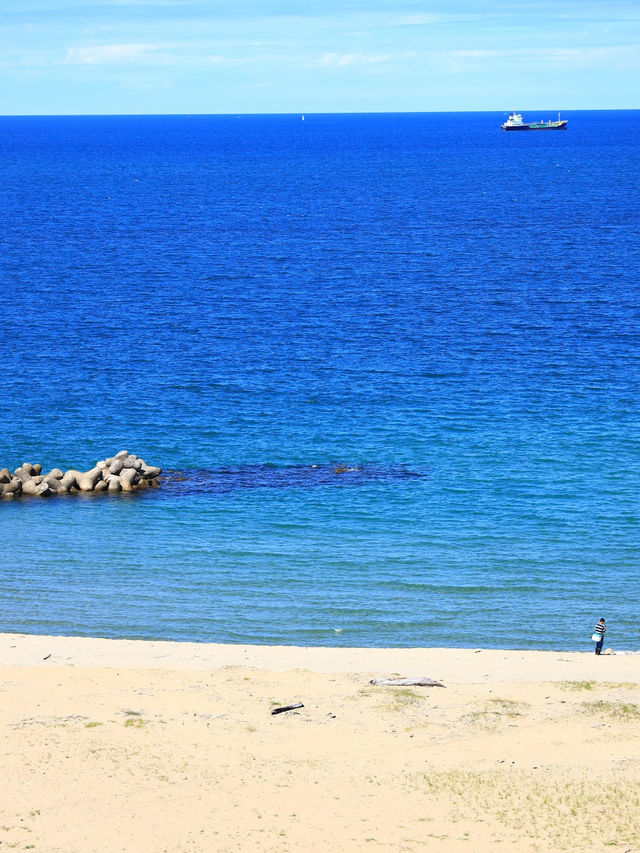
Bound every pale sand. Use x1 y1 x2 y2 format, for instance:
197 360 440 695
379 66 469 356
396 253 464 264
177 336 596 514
1 634 638 852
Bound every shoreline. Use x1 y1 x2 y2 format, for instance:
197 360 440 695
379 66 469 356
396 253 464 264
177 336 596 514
2 631 638 679
2 631 639 851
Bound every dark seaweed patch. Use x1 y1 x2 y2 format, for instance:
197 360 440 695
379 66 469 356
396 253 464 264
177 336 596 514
159 463 427 496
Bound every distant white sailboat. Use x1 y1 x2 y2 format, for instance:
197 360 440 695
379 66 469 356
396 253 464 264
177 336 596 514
301 115 305 121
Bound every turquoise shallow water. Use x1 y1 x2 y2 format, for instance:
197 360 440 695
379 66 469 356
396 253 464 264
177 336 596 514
0 112 638 649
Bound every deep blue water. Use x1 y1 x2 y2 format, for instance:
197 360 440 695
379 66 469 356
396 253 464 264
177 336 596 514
0 111 638 649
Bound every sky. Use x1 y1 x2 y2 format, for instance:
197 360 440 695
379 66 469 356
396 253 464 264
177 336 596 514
1 0 639 114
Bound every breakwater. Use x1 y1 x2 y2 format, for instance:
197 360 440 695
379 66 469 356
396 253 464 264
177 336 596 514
0 451 161 498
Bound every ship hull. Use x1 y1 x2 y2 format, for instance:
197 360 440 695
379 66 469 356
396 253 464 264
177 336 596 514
502 122 567 131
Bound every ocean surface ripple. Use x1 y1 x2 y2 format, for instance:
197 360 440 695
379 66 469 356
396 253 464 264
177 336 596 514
0 111 639 649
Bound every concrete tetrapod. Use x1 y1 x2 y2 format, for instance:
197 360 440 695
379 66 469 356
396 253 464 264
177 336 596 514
0 452 162 499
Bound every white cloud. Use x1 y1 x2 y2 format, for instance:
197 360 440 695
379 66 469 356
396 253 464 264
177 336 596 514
63 44 160 64
547 46 625 62
309 52 391 68
444 44 639 72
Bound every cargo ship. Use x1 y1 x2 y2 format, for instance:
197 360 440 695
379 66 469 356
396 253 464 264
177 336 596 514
501 112 567 131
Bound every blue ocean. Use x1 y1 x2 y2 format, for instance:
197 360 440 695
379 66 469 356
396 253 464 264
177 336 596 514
0 111 638 650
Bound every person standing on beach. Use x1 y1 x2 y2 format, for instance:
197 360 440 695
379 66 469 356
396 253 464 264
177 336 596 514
593 618 606 655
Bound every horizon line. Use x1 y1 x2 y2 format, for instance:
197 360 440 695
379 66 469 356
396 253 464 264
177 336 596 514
1 107 639 118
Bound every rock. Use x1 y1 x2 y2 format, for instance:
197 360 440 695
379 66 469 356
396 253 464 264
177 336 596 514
78 467 102 491
105 475 122 492
1 478 22 495
1 452 161 499
22 478 42 495
140 464 162 479
123 456 142 471
61 470 81 490
120 468 138 491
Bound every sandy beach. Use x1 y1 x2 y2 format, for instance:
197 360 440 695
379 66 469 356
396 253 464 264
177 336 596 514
1 634 638 852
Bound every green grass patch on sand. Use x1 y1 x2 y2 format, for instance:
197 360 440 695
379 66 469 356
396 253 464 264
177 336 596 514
407 769 640 849
124 717 148 728
561 680 639 691
380 687 425 712
463 697 528 727
580 700 640 720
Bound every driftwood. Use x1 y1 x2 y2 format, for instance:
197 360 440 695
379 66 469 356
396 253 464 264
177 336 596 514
271 703 304 715
369 677 445 688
